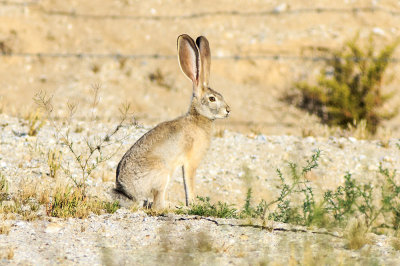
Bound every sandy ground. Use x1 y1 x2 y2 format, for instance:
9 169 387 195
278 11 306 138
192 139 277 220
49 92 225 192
1 1 400 265
1 0 400 136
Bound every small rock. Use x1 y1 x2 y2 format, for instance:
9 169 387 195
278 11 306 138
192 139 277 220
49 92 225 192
305 136 315 143
372 27 385 36
21 205 31 212
256 134 267 142
115 208 130 215
273 3 288 13
45 223 63 234
348 137 357 143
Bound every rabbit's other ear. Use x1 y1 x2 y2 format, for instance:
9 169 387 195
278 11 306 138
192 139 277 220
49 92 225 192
196 36 211 87
178 34 200 87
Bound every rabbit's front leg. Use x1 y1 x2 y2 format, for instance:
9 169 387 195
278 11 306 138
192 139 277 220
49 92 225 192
182 163 199 206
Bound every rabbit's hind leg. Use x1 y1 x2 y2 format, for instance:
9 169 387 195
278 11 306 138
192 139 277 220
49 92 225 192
151 173 171 210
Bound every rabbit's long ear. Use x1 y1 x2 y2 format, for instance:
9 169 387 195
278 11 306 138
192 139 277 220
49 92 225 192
196 36 211 87
177 34 200 88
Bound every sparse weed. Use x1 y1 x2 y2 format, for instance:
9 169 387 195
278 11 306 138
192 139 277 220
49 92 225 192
34 85 132 195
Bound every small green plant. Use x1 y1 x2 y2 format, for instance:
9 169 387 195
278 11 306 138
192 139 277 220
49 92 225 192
267 150 320 225
295 35 398 133
187 196 238 218
379 164 400 230
324 173 358 224
103 201 120 214
239 188 267 219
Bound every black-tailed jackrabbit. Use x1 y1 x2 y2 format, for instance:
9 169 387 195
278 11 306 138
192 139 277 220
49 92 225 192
115 34 230 209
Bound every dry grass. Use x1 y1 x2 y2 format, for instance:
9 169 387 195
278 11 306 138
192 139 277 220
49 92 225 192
344 219 372 250
0 247 15 261
391 231 400 251
0 223 10 235
25 109 45 137
47 149 62 179
47 186 119 218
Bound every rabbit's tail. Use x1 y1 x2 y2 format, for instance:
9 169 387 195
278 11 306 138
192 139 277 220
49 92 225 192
112 186 134 200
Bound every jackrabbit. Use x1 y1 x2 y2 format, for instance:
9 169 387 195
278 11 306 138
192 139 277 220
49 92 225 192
115 34 230 209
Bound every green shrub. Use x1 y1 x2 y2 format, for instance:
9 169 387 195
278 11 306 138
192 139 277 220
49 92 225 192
295 35 398 133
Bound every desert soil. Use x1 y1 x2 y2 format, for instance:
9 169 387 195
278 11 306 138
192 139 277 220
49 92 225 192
0 113 400 264
1 0 400 265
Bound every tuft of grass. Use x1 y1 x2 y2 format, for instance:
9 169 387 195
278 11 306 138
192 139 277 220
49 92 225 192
294 35 399 133
91 63 101 73
344 219 371 250
0 224 10 235
391 237 400 251
47 149 62 178
47 186 120 218
148 68 172 90
0 247 15 260
26 109 45 136
187 196 238 218
0 173 8 201
103 201 120 214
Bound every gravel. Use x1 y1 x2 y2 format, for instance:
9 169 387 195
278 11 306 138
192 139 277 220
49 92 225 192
0 113 400 264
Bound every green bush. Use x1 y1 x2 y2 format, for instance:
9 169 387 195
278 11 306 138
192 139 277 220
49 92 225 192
295 35 398 133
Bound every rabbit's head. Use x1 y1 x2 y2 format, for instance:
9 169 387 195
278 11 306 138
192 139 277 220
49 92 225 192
178 34 230 120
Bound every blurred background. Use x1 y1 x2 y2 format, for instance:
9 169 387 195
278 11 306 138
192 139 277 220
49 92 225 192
1 0 400 137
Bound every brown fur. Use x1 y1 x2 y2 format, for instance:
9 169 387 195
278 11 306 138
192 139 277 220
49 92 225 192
115 34 229 209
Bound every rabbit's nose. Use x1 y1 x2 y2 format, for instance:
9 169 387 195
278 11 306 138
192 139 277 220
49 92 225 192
226 106 231 114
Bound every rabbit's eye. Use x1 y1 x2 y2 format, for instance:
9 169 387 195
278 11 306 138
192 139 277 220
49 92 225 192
209 96 216 102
